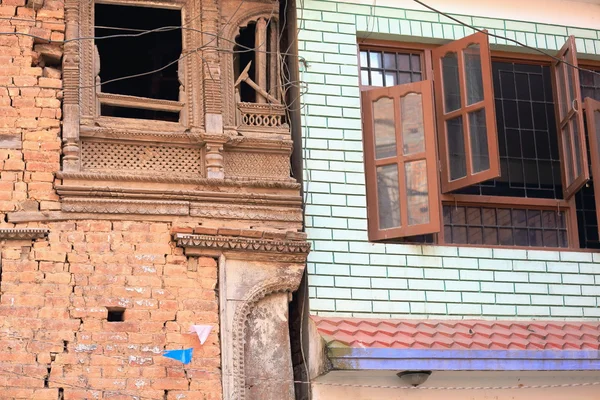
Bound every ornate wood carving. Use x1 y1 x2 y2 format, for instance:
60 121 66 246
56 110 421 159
62 199 189 215
62 0 81 172
174 233 310 255
237 102 289 135
0 228 49 240
189 203 302 222
224 151 290 180
80 140 203 176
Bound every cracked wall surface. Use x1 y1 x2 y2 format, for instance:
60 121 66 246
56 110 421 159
0 221 222 399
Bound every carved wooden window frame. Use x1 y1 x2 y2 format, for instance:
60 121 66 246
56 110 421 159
359 37 598 249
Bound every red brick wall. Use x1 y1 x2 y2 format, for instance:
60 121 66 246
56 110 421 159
0 2 222 399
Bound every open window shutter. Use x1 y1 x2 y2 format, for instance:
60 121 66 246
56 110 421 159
361 81 441 241
584 98 600 238
432 32 500 193
552 36 589 199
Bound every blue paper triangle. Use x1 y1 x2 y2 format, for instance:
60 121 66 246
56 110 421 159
162 348 193 364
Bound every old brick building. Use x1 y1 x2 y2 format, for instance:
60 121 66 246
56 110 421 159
0 0 307 399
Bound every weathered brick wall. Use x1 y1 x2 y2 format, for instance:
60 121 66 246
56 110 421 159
0 1 222 399
1 221 222 399
0 0 62 215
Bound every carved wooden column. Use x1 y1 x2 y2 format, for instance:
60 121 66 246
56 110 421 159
202 0 223 134
205 138 226 179
62 0 81 171
269 20 278 101
255 18 268 103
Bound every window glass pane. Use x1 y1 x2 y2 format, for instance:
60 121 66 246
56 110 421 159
370 51 382 68
373 97 396 159
405 160 429 225
360 51 368 68
371 70 384 87
384 72 396 87
401 93 425 155
384 53 396 69
557 62 568 119
411 54 421 71
444 205 567 248
572 118 582 177
442 52 461 112
397 54 410 70
464 44 484 105
468 108 490 173
377 164 400 229
447 116 467 180
562 124 574 186
360 70 370 86
398 72 412 84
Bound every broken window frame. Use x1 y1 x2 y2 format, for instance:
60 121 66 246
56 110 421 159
358 38 600 249
78 0 194 130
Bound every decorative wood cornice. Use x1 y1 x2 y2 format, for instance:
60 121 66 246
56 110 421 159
174 233 310 256
56 172 300 189
0 228 49 240
189 203 302 222
61 199 189 215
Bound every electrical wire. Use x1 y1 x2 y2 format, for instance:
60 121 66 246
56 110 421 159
412 0 600 78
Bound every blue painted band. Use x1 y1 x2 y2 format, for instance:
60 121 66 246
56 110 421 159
329 348 600 371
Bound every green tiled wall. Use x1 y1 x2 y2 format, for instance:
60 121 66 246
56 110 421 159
299 0 600 319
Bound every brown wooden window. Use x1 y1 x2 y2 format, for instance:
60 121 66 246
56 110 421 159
361 81 440 240
552 36 589 199
360 34 600 249
432 32 500 193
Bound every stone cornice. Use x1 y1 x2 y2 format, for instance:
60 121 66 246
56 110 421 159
174 233 311 257
0 228 49 240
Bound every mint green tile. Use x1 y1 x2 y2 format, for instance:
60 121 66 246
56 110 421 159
504 30 517 43
374 6 403 18
584 39 596 55
575 38 586 53
356 15 368 31
536 24 567 36
305 41 339 54
545 35 558 50
505 20 536 32
525 32 537 47
338 23 357 34
594 41 600 55
473 17 504 30
389 19 400 35
442 24 454 39
400 19 411 35
453 25 465 39
410 20 422 37
515 31 527 45
377 17 390 34
300 9 323 21
421 22 433 38
536 34 547 49
432 23 444 38
405 10 439 22
464 26 475 36
567 27 598 40
439 14 472 26
337 3 372 15
322 11 355 24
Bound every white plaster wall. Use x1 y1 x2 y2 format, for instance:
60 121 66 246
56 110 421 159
340 0 600 30
312 371 600 399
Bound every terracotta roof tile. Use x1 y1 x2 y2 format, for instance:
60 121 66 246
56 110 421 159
312 316 600 350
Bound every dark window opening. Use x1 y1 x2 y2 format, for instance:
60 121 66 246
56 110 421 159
456 62 562 199
359 50 423 87
107 307 125 322
576 69 600 248
443 205 568 247
234 23 257 103
95 4 182 121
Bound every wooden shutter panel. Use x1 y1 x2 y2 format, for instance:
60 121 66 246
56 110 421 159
362 80 440 241
552 36 589 199
584 97 600 239
432 32 500 193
